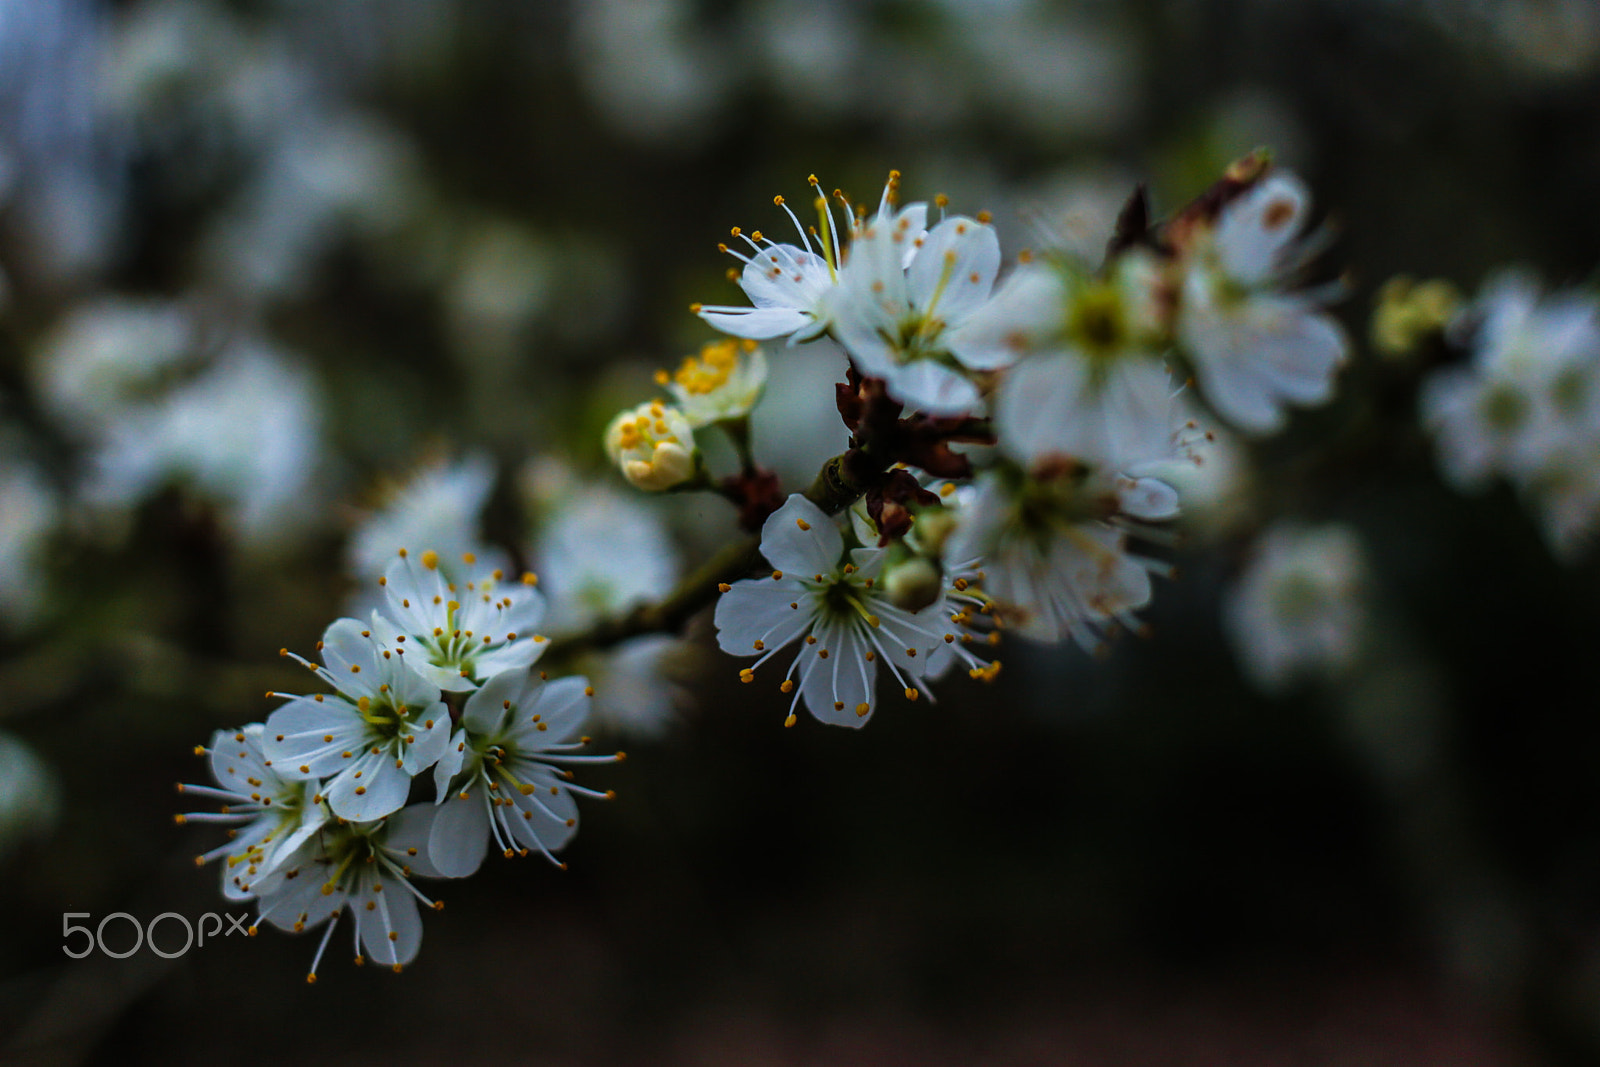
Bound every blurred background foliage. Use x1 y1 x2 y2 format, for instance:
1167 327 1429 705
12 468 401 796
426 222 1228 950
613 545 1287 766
1 0 1599 1063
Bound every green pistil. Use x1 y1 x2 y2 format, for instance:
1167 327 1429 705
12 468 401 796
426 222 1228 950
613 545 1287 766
1064 282 1129 369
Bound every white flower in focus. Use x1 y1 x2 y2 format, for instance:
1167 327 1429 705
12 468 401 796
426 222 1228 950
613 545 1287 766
177 725 327 899
694 173 926 345
262 618 452 821
373 549 548 693
655 338 769 427
830 209 1002 415
713 495 991 728
944 467 1175 648
427 669 616 877
347 453 496 584
1175 171 1349 434
250 804 444 980
1224 522 1367 693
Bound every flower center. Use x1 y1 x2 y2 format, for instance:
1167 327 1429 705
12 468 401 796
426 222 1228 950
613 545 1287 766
1064 282 1129 364
671 340 741 395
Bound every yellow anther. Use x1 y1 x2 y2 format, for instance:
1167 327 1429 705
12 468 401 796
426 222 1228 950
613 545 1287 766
855 703 870 717
796 518 811 531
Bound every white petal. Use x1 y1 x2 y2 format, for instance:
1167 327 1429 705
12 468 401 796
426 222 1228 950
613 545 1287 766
1216 172 1310 285
699 305 815 340
427 786 491 878
908 216 1000 325
327 752 411 821
759 495 843 576
462 670 522 734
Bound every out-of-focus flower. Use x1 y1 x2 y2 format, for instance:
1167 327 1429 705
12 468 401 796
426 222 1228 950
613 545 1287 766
347 453 496 586
1421 272 1600 560
0 730 60 858
570 0 733 147
1371 275 1463 359
80 337 328 547
1224 521 1368 692
0 460 60 629
962 250 1176 472
656 338 769 428
31 298 193 430
714 495 990 728
200 112 424 303
532 474 687 738
944 466 1175 648
536 483 678 635
1174 170 1349 434
604 400 698 491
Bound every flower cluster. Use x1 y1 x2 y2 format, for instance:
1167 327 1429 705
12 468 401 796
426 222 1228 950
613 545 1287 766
1421 272 1600 560
599 158 1350 726
188 156 1358 981
178 549 618 981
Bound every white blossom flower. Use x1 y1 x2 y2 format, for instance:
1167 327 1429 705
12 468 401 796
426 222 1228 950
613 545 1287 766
1224 522 1367 692
1422 273 1600 487
694 172 926 345
1421 273 1600 560
30 298 193 430
829 209 1002 415
714 495 990 728
262 618 452 821
603 400 698 491
79 337 328 547
347 453 497 586
654 337 769 427
249 804 444 980
944 466 1175 647
961 251 1178 471
372 549 549 693
533 481 687 737
427 669 616 877
1174 171 1349 434
177 724 327 899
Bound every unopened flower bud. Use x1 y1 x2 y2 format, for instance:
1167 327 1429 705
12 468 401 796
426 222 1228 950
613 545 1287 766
605 401 698 491
882 555 943 613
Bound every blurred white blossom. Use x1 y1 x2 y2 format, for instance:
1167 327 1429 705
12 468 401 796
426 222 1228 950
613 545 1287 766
1225 522 1369 693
